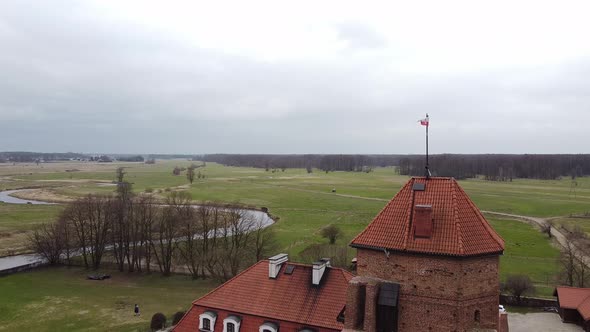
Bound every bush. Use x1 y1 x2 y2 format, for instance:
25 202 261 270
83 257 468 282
320 224 342 244
172 311 186 325
150 312 166 331
145 188 154 193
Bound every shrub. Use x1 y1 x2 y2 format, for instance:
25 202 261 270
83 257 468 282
150 312 166 331
172 311 185 325
320 224 342 244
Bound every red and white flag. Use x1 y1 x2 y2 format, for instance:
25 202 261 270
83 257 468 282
418 114 429 126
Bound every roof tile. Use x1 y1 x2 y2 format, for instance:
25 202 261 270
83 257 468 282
175 260 352 331
350 177 504 257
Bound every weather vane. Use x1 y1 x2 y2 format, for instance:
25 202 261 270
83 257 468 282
418 114 431 178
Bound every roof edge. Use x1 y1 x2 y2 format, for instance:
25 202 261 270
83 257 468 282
350 242 504 258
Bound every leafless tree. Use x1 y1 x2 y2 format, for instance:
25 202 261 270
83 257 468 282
504 274 535 303
251 217 277 262
28 222 64 265
63 195 113 269
151 192 191 276
560 229 590 287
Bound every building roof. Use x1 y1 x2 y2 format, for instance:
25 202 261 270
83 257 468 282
174 260 353 331
555 286 590 320
350 177 505 257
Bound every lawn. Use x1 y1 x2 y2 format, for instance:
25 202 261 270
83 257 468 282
0 266 217 332
0 203 63 256
488 216 560 298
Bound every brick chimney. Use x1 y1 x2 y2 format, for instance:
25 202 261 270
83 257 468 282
268 253 288 278
414 204 433 238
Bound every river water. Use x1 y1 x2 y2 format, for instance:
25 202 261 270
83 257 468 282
0 189 57 205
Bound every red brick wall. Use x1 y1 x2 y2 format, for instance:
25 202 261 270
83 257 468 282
183 305 341 332
356 249 500 332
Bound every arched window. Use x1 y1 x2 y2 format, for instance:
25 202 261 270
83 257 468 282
259 322 279 332
223 315 241 332
474 310 481 323
199 311 217 331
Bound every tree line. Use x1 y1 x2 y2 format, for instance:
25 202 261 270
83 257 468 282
203 153 589 180
29 182 275 281
398 154 590 180
202 154 403 173
0 151 86 162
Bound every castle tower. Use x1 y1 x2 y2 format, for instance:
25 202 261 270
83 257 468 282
344 177 505 332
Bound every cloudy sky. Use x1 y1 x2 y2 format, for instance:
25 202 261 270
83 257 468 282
1 0 589 154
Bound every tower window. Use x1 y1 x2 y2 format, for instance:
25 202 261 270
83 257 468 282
474 310 481 323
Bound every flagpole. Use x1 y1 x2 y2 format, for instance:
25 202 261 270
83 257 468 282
425 113 429 179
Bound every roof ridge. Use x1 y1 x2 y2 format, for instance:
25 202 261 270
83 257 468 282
401 178 415 250
457 184 505 251
452 179 465 255
193 260 266 305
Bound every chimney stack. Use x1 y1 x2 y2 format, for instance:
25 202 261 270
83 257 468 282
268 253 288 278
312 260 328 285
414 204 433 238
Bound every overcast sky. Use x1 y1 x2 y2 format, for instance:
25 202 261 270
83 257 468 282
1 0 589 154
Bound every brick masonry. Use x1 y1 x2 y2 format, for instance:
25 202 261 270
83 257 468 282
353 248 500 332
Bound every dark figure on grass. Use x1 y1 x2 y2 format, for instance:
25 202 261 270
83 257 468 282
134 304 140 316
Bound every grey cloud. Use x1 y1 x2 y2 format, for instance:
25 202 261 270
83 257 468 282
0 1 589 154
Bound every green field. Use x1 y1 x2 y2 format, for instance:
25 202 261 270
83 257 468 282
0 160 582 330
0 266 216 332
5 161 588 257
488 217 560 298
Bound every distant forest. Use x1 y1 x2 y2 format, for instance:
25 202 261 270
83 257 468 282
1 151 588 181
203 154 590 180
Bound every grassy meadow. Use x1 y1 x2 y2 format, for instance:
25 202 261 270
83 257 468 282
0 160 585 330
0 266 217 332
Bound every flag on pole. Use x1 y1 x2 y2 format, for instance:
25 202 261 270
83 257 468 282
418 114 429 126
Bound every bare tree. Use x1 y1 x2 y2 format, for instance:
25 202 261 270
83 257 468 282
560 229 590 287
504 274 535 303
135 194 158 273
151 192 190 276
28 222 64 265
174 192 203 279
251 218 277 262
63 195 112 270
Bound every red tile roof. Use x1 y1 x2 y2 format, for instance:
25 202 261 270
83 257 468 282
350 177 504 257
174 260 353 331
556 286 590 320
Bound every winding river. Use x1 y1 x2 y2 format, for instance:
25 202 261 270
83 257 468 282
0 189 57 205
0 189 275 273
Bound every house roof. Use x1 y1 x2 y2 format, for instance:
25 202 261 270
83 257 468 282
350 177 505 257
555 286 590 320
174 260 353 331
